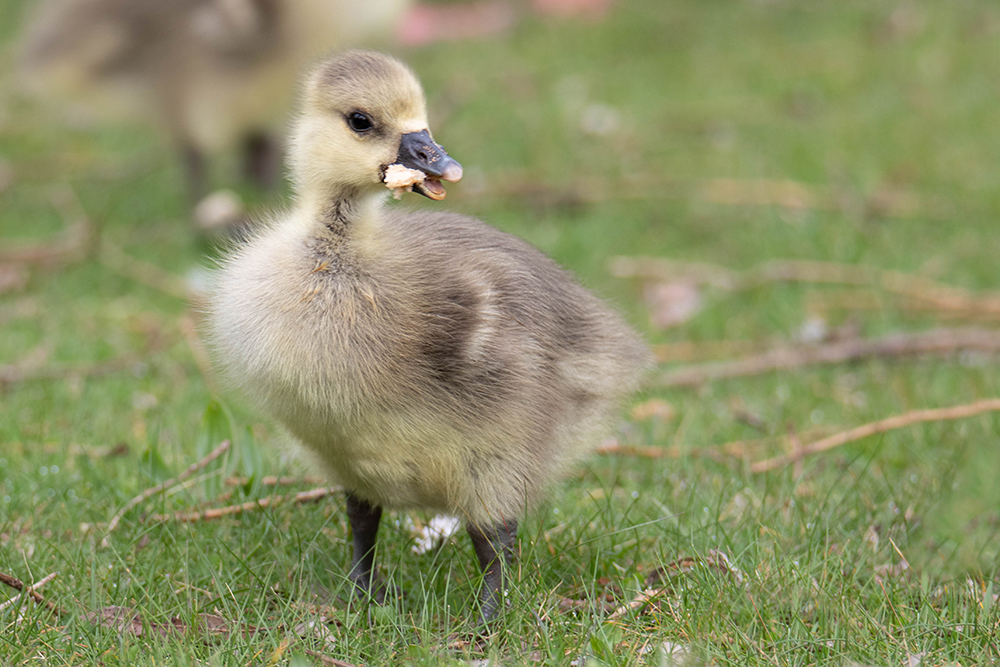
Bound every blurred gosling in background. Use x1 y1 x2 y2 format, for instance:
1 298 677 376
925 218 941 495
19 0 411 209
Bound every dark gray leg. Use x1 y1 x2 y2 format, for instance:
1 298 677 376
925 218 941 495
244 131 282 190
345 492 385 602
181 144 207 205
467 520 517 626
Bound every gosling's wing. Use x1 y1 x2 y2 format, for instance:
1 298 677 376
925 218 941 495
387 210 650 391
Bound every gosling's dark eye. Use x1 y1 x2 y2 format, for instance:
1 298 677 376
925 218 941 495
347 112 373 133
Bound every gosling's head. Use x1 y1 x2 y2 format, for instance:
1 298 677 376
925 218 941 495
289 50 462 201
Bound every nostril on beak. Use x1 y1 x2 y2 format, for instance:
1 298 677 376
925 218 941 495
396 130 459 179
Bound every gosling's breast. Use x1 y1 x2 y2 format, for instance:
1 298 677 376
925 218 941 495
210 223 400 416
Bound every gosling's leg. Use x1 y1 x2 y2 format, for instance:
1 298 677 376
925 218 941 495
180 144 207 205
345 492 387 603
467 520 517 626
244 131 282 191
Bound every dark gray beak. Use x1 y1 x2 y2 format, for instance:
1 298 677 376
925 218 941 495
394 130 463 200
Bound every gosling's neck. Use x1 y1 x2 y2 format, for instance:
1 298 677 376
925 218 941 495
297 184 388 240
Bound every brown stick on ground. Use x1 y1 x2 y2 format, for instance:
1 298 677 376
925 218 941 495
151 487 339 523
102 440 231 546
596 428 831 463
0 571 68 618
606 550 744 621
807 288 1000 323
0 572 59 612
650 339 765 364
224 476 327 487
656 328 1000 388
596 442 725 463
606 586 668 622
488 174 936 219
751 398 1000 473
609 257 997 313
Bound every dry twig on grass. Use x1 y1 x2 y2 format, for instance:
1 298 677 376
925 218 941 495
642 549 745 589
485 173 934 218
224 475 327 487
612 256 1000 324
0 571 68 618
0 572 59 613
596 428 830 464
102 440 231 546
751 398 1000 473
807 288 1000 323
655 328 1000 388
607 550 744 621
693 178 933 218
609 257 991 308
596 441 725 463
150 487 339 523
612 257 1000 332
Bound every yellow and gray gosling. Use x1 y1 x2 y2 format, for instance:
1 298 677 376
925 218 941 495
19 0 409 202
207 50 650 624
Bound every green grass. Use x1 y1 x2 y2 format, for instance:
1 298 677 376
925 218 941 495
2 0 1000 664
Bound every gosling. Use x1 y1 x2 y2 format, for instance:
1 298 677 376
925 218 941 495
207 50 650 624
19 0 410 202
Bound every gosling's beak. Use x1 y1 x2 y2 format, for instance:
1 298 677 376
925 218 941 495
395 129 463 200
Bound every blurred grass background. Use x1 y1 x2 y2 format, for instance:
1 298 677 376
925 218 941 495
1 0 999 665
